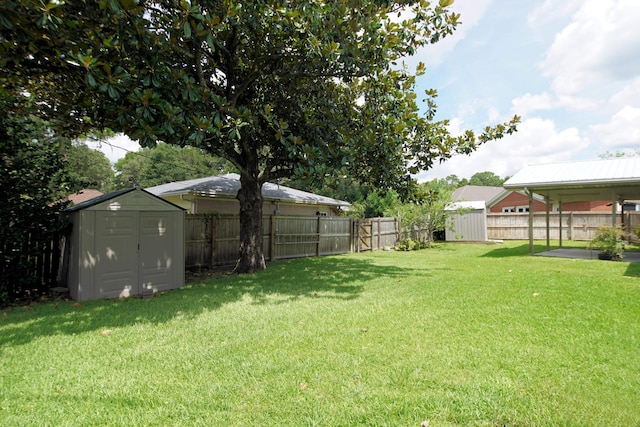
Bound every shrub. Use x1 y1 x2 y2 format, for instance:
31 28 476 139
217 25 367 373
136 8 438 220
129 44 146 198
588 226 625 260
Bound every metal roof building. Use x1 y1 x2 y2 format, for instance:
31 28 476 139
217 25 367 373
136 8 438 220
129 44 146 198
146 173 350 216
504 157 640 254
504 157 640 203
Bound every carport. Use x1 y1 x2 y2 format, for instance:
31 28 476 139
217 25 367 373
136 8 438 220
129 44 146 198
504 157 640 255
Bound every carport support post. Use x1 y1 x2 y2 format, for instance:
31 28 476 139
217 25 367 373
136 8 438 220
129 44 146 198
545 197 550 251
527 189 534 255
558 202 563 248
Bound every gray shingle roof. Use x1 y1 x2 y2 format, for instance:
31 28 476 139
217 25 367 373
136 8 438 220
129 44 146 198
451 185 505 203
146 174 350 207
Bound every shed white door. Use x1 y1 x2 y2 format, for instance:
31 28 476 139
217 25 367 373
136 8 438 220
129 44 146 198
95 211 140 299
94 211 178 299
139 212 176 293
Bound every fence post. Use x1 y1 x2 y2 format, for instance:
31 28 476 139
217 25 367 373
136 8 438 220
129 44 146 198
568 212 573 241
214 215 218 268
270 215 276 261
316 216 321 257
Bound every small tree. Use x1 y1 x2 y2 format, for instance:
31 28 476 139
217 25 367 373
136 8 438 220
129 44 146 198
398 180 452 247
588 226 625 260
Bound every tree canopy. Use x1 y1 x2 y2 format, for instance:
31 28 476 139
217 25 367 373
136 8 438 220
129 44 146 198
2 0 519 273
468 171 507 187
113 143 234 188
64 142 114 192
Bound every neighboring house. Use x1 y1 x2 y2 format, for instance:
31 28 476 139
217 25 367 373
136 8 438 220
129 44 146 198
65 189 103 205
146 173 350 216
452 185 616 213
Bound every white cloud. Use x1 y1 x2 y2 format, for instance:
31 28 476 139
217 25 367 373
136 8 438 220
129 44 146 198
86 134 140 164
528 0 582 27
541 0 640 96
511 92 599 117
511 93 553 116
408 0 495 69
417 116 589 181
609 77 640 111
589 106 640 150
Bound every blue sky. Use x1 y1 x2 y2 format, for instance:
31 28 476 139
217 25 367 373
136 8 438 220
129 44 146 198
415 0 640 181
93 0 640 183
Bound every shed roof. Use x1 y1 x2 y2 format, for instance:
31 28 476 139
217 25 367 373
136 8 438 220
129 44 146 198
146 173 351 208
64 187 184 212
504 157 640 202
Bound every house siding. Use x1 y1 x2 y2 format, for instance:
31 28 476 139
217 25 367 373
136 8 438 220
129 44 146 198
490 192 614 213
193 197 338 217
490 193 546 213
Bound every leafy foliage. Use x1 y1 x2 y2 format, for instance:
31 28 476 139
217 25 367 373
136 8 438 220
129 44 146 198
398 179 453 246
113 143 234 189
0 91 69 303
64 142 114 192
468 171 507 187
588 226 626 260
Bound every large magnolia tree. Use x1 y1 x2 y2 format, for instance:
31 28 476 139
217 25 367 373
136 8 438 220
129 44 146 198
2 0 518 273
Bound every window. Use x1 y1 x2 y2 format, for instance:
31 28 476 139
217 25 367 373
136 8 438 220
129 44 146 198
517 206 530 213
502 207 515 213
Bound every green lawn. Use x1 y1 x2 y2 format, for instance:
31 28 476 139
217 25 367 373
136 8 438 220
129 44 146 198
1 241 639 426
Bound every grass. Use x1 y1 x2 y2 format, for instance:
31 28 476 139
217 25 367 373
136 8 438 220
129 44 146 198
1 241 639 426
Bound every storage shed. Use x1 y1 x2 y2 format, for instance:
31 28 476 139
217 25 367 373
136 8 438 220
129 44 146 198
62 188 185 301
445 201 488 242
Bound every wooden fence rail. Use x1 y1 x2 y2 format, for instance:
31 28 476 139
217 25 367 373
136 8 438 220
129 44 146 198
185 215 400 269
487 211 640 241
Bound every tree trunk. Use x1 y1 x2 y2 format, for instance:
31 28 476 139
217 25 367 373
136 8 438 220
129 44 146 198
234 169 267 273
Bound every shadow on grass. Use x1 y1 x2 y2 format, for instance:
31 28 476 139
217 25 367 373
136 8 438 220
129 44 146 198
0 255 416 347
624 262 640 278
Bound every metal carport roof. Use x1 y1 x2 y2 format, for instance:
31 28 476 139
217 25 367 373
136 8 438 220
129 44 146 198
503 157 640 202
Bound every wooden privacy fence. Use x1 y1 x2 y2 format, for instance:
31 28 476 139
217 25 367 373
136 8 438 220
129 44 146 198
185 215 400 268
487 211 640 241
0 231 61 299
353 217 399 252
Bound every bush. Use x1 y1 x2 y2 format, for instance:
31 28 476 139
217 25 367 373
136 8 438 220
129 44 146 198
394 238 430 251
588 226 625 260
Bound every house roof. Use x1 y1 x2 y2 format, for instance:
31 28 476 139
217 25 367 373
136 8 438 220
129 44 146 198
66 189 103 205
504 157 640 202
146 174 351 208
451 185 505 203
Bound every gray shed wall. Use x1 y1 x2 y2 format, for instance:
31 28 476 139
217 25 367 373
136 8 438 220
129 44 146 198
445 208 488 242
65 189 184 301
